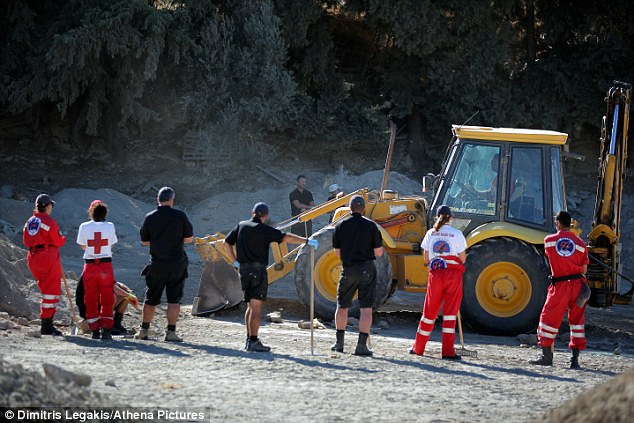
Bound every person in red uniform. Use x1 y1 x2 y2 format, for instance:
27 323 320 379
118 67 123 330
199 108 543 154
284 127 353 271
410 205 467 359
76 200 118 341
23 194 66 336
530 211 589 369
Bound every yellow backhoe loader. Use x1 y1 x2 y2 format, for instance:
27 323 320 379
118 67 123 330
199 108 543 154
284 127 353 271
193 82 631 335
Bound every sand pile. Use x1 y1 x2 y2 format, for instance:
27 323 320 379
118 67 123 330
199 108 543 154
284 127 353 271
52 188 153 253
190 170 424 235
0 234 39 318
538 365 634 422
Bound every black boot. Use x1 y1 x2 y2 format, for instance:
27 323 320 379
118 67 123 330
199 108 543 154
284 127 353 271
353 333 373 356
330 330 344 352
570 348 581 369
92 330 101 339
529 346 553 366
111 312 127 335
101 328 112 341
40 318 63 336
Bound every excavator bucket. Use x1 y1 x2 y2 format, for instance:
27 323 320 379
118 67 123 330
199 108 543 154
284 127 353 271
192 236 243 316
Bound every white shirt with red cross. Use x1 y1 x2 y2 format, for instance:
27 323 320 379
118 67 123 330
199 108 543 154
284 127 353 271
76 221 118 259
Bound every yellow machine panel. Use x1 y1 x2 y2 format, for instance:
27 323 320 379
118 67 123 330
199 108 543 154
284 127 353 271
395 254 428 291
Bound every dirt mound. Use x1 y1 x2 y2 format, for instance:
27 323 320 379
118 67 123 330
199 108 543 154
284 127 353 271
0 234 39 318
52 188 152 248
190 169 424 235
538 365 634 422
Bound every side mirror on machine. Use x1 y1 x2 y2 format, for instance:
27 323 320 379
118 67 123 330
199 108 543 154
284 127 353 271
422 173 435 193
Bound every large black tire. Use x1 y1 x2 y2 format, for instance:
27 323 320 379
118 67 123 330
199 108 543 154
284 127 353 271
462 237 549 335
294 226 393 319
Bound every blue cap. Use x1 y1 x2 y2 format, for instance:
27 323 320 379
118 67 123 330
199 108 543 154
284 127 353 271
252 202 269 216
436 204 452 217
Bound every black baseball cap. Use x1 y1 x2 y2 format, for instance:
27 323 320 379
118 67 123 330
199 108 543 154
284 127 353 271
436 204 452 217
349 195 365 208
252 202 269 216
35 194 55 207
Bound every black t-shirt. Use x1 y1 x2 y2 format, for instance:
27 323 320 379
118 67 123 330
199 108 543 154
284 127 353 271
333 213 382 267
225 217 286 265
289 188 314 216
140 206 193 265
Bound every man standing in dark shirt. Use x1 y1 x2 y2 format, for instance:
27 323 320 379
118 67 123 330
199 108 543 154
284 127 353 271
331 195 383 356
135 187 193 342
289 175 314 237
223 202 317 352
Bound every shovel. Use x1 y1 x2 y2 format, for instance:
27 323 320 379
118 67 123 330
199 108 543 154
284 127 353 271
456 311 477 358
61 266 80 335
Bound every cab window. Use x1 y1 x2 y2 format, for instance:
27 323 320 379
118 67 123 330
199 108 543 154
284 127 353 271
440 144 500 215
507 147 545 225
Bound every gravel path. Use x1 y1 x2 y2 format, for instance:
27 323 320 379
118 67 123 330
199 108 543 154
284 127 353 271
2 300 633 422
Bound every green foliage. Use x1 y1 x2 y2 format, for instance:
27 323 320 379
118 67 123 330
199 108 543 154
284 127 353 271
0 0 632 162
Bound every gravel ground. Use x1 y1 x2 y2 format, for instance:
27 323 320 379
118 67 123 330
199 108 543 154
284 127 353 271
2 297 634 422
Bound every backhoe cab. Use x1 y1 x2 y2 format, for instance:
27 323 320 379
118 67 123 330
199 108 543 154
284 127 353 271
426 126 568 334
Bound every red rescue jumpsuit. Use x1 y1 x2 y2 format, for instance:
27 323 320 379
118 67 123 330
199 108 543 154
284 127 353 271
77 221 117 331
538 230 590 350
411 255 465 356
82 259 115 331
23 213 66 319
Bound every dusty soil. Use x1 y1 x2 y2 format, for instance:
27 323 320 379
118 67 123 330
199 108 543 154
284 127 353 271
1 134 634 422
1 299 634 422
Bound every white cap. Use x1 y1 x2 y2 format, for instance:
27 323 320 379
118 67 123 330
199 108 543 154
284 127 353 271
328 184 340 192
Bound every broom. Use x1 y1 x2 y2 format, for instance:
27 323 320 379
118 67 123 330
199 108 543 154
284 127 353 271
456 311 477 357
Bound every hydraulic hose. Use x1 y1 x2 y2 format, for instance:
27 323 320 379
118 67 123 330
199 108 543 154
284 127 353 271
589 254 634 296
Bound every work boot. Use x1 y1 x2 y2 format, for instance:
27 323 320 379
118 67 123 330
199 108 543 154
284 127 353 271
570 348 581 369
164 330 183 342
91 330 101 340
247 338 271 352
111 312 128 335
353 333 373 356
529 346 553 366
134 328 149 340
40 318 63 336
442 354 462 361
330 330 344 353
101 328 112 341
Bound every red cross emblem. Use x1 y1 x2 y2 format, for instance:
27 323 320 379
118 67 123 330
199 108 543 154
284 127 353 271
87 232 108 254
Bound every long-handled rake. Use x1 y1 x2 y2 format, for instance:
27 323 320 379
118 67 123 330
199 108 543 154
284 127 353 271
61 266 80 335
309 243 315 355
456 311 477 358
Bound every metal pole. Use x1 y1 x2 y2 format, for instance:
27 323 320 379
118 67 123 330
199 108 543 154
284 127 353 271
310 245 315 355
380 120 397 198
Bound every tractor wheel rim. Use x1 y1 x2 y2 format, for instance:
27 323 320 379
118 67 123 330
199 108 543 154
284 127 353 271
314 250 346 302
475 261 532 318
